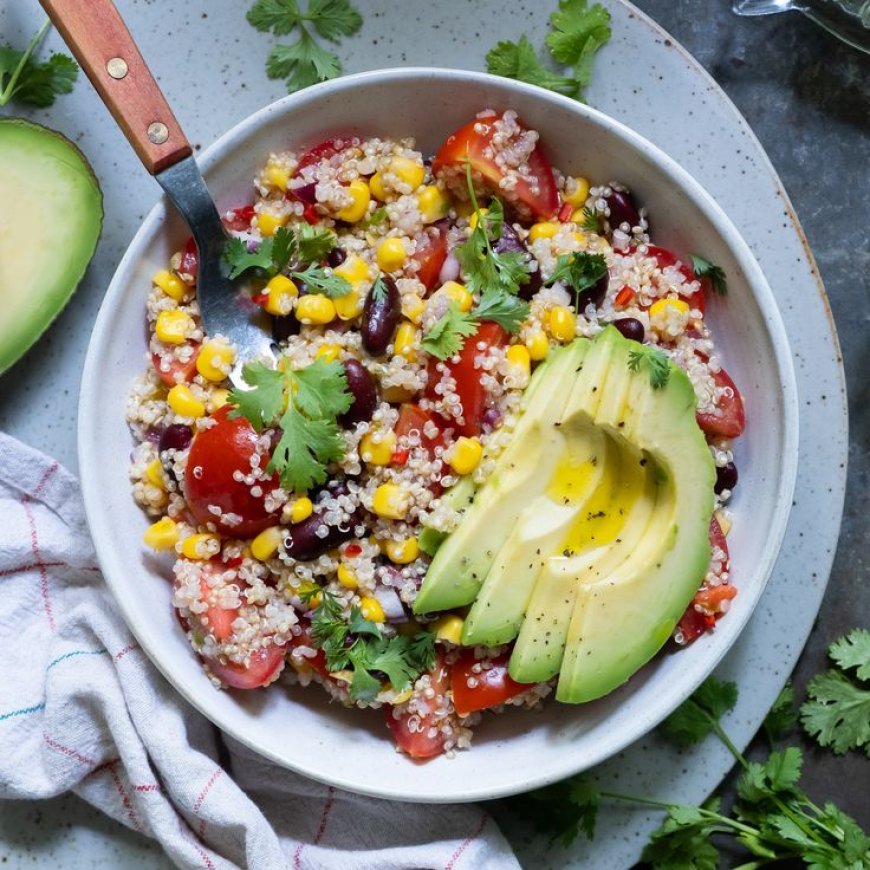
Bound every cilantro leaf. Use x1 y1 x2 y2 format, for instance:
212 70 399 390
227 362 286 429
546 0 612 98
362 206 388 228
296 223 337 263
247 0 302 34
801 670 870 756
510 775 600 846
641 798 721 870
627 345 672 390
290 358 354 419
661 676 737 746
486 35 579 98
763 682 798 744
0 23 78 108
422 303 479 360
271 226 299 272
271 409 342 492
224 237 276 279
473 288 530 334
370 275 388 303
829 628 870 681
224 225 337 280
547 251 608 308
291 264 352 298
691 254 728 296
348 606 382 638
266 30 341 91
305 0 363 41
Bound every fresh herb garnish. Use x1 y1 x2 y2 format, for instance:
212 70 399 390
247 0 362 93
763 682 798 746
309 590 437 700
486 0 611 104
370 275 389 304
422 303 479 361
547 251 608 308
362 206 388 228
627 345 671 390
228 358 352 492
691 253 728 296
801 628 870 756
291 263 352 298
578 206 601 233
474 287 531 334
504 667 870 867
0 21 78 108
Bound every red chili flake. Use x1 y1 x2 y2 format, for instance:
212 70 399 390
343 543 363 558
614 286 635 307
252 293 269 307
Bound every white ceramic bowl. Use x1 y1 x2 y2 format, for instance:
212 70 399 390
79 68 799 803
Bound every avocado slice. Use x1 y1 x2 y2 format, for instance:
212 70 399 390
415 326 715 703
0 118 103 374
418 475 477 557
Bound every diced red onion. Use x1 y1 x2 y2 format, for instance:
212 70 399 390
374 586 407 623
438 251 460 284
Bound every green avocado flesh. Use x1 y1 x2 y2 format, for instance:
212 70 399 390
413 326 715 704
0 118 103 374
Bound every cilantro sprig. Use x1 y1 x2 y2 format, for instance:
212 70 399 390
421 303 479 361
228 358 352 492
691 253 728 296
0 21 78 108
309 590 437 700
486 0 611 104
547 251 608 308
247 0 362 94
627 345 671 390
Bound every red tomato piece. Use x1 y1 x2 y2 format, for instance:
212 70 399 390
385 659 449 760
425 321 508 437
288 621 328 678
412 225 449 292
184 406 279 537
696 365 746 439
151 344 199 387
178 236 198 282
199 577 239 642
708 513 730 574
391 404 446 466
557 201 574 222
203 643 287 690
432 113 559 219
296 137 349 171
450 650 534 717
222 205 255 233
642 245 705 313
676 607 716 645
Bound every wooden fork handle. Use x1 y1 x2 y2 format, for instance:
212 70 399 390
39 0 191 174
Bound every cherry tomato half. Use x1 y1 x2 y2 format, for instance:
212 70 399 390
178 236 198 282
385 659 449 760
184 406 279 537
412 224 448 292
642 245 705 314
296 137 350 172
203 643 287 690
432 113 559 219
288 620 329 678
450 650 533 717
151 344 199 387
696 365 746 439
222 205 255 233
391 404 446 466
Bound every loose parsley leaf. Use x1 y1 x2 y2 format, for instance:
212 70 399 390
486 35 579 98
473 288 530 334
295 223 337 263
627 345 672 391
272 405 345 492
829 628 870 681
801 670 870 756
0 22 79 108
691 254 728 296
247 0 301 35
546 0 612 99
422 303 479 360
291 358 354 419
227 362 286 429
763 682 798 744
641 798 722 870
291 264 351 298
547 251 608 308
661 676 737 746
508 775 600 847
224 237 276 279
306 0 363 41
266 32 341 91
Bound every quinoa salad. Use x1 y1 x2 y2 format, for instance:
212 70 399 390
128 109 745 760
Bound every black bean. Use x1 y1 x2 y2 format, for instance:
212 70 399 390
361 274 400 355
284 484 358 560
715 462 738 495
341 359 378 425
605 189 641 231
575 272 610 311
612 317 645 343
272 314 299 343
327 246 347 268
159 424 193 452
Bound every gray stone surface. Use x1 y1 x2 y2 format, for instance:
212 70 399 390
634 0 869 832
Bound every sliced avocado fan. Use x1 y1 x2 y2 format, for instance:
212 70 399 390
413 326 715 704
0 118 103 374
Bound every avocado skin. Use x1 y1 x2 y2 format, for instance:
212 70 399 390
0 118 103 374
415 326 715 704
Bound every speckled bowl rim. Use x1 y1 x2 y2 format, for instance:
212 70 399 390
79 67 799 803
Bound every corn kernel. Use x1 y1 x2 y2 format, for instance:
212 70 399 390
417 185 450 223
715 509 732 536
450 436 483 475
468 207 488 232
180 533 219 560
251 526 283 561
167 384 205 418
649 297 690 318
257 211 287 237
196 341 235 382
143 517 179 550
506 344 531 376
371 483 409 519
264 163 290 191
401 294 426 324
293 580 321 608
438 281 473 312
333 289 364 321
360 596 386 623
381 385 415 403
389 156 426 190
529 221 559 242
376 237 407 272
548 306 577 343
526 330 550 361
145 458 166 489
359 429 396 466
290 497 314 523
432 614 465 645
393 320 419 362
572 208 594 225
369 172 387 201
335 255 371 286
316 344 341 362
336 563 358 589
336 179 371 223
153 269 187 301
295 294 336 325
384 537 419 565
155 309 194 345
563 176 591 207
264 274 298 316
210 388 230 411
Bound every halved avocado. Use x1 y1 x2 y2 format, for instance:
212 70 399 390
0 118 103 374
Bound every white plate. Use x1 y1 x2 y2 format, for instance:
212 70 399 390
0 0 847 866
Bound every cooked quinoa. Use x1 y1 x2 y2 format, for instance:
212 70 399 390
129 109 745 759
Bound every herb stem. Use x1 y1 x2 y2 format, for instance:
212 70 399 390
0 18 51 106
